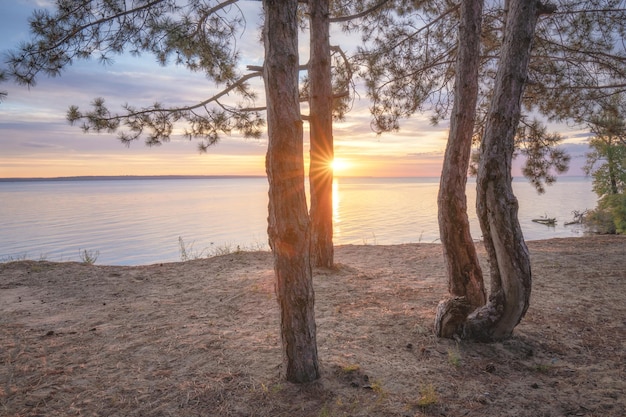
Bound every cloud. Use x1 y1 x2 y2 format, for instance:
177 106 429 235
568 131 592 140
562 142 590 157
20 141 61 149
406 151 445 157
24 0 55 7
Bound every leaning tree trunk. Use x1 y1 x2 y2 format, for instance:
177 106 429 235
309 0 334 268
464 0 554 341
263 0 320 382
435 0 486 338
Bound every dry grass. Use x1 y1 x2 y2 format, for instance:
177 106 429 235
1 236 625 416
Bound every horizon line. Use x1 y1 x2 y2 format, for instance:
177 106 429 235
0 174 440 182
0 173 589 182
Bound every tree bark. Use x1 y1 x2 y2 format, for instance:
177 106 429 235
263 0 320 382
309 0 334 268
466 0 542 341
608 136 619 194
435 0 486 338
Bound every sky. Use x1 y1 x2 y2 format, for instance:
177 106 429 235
0 0 592 179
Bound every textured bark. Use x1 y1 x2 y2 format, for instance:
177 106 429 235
263 0 320 382
435 0 486 337
434 296 475 339
308 0 334 268
467 0 541 341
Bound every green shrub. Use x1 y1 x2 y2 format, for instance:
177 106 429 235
585 193 626 234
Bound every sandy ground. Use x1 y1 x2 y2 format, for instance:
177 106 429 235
1 235 625 417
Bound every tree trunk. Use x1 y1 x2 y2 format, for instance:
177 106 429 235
435 0 486 338
263 0 320 382
466 0 545 341
608 137 619 194
309 0 334 268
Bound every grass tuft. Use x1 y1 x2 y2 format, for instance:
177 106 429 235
79 249 99 265
447 345 462 367
341 364 361 373
179 236 268 261
417 383 438 407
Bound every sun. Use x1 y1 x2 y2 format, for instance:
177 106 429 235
330 158 351 174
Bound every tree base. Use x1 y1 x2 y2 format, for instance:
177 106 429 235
434 296 474 338
435 290 518 342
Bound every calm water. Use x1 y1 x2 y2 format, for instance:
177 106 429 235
0 176 597 265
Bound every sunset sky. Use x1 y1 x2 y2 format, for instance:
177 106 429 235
1 0 592 179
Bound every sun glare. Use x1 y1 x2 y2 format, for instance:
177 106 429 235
330 158 351 174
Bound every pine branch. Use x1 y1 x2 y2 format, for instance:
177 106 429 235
330 0 392 23
66 70 264 148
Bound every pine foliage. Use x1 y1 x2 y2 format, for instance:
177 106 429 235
3 0 264 150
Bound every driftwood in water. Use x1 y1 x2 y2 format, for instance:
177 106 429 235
532 216 556 226
565 210 588 226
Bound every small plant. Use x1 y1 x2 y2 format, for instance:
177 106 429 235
207 242 269 257
1 253 49 263
447 345 462 367
260 382 269 394
370 380 385 395
260 382 283 395
417 383 438 407
178 236 209 261
362 233 378 245
179 237 270 261
533 363 552 373
270 383 283 394
207 243 234 257
341 364 360 373
178 236 190 261
79 249 99 265
1 253 28 262
318 405 331 417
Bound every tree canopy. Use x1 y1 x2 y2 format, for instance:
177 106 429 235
3 0 264 149
355 0 626 189
584 97 626 197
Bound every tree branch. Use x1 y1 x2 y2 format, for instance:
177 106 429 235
551 8 626 16
247 64 310 72
537 2 557 16
330 0 392 23
360 4 460 58
75 70 262 123
27 0 167 57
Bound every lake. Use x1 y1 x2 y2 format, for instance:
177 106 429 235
0 176 597 265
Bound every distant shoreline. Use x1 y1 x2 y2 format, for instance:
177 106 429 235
0 175 268 182
0 174 588 182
